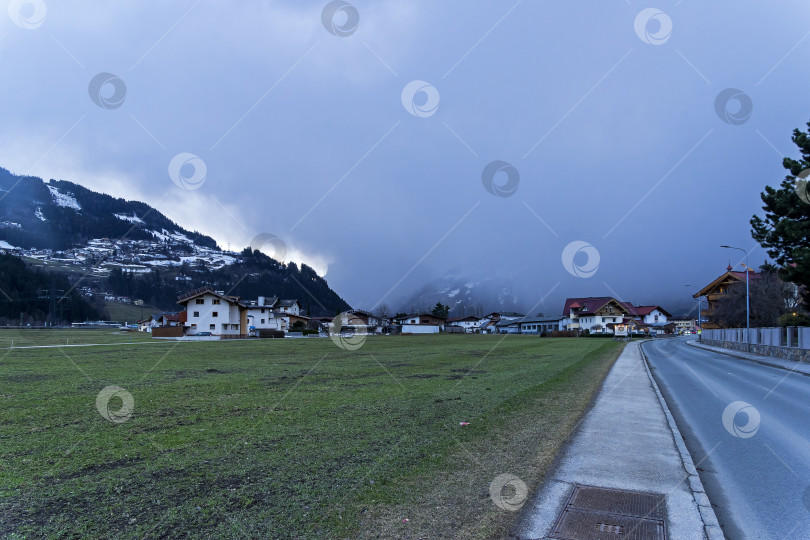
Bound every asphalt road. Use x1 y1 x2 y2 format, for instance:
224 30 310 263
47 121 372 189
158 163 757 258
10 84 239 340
642 337 810 539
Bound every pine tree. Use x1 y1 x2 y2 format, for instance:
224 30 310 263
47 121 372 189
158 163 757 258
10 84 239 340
751 119 810 304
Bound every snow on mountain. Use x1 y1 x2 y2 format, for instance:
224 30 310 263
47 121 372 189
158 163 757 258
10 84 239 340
35 207 46 221
47 185 81 210
397 274 525 316
114 213 144 224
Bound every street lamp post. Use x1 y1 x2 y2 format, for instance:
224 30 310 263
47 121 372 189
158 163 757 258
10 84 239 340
721 245 750 351
685 284 704 334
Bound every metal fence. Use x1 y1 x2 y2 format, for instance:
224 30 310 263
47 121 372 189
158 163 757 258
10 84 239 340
700 327 810 349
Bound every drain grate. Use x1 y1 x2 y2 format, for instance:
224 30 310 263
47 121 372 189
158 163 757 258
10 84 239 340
550 485 667 540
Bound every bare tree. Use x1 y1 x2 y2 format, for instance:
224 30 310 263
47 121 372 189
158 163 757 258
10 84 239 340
713 270 801 327
375 303 390 320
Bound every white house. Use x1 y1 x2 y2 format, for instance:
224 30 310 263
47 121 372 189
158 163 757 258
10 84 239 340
563 297 674 334
244 296 285 333
478 312 525 334
562 297 630 333
630 305 671 325
275 299 301 316
178 288 245 336
446 315 481 333
394 313 446 334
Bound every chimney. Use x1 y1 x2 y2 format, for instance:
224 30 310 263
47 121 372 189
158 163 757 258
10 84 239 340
258 296 265 306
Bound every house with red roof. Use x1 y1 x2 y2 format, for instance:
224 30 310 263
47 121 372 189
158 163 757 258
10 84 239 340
563 297 673 334
562 297 630 333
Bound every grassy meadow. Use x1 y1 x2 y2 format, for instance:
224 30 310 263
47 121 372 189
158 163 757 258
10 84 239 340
0 332 623 539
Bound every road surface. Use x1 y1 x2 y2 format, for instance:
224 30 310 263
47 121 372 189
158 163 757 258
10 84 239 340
642 337 810 539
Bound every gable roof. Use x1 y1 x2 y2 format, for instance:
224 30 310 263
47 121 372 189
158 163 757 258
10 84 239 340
447 316 480 323
633 305 673 317
277 299 300 308
694 269 758 298
177 287 243 306
564 297 627 315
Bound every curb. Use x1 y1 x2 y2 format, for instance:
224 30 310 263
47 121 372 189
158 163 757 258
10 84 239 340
638 342 725 540
686 340 810 378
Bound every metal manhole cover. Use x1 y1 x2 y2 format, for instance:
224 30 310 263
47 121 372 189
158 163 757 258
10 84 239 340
550 485 667 540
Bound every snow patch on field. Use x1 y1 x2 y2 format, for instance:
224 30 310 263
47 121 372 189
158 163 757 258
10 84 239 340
47 185 81 210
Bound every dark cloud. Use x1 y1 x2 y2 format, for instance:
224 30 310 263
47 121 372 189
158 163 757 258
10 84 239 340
1 1 808 314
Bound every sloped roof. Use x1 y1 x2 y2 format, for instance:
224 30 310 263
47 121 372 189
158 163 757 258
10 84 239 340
177 287 243 306
694 269 758 298
277 299 300 308
447 316 480 323
633 305 673 317
564 297 626 315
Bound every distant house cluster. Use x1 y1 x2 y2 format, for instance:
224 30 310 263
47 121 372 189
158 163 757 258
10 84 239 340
140 285 687 340
442 298 679 336
0 235 238 279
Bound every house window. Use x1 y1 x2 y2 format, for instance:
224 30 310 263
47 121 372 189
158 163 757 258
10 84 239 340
191 324 197 328
261 309 265 314
196 299 204 305
193 311 199 318
222 324 228 330
655 315 659 322
212 312 218 317
209 324 215 330
212 299 221 305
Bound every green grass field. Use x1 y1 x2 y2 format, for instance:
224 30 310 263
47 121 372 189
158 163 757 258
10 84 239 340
0 329 159 348
0 334 622 539
103 301 159 324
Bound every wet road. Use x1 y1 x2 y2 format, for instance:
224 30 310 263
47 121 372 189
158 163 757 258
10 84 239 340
642 337 810 539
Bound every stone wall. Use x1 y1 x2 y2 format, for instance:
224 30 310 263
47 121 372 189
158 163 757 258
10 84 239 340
700 338 810 363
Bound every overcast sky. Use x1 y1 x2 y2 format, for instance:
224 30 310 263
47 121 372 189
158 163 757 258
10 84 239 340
1 1 809 314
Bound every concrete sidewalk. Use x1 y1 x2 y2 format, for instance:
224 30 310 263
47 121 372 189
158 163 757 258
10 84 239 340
513 342 721 539
687 339 810 377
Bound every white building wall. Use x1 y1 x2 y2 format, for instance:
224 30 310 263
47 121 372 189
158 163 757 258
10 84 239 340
402 324 440 334
643 310 668 324
246 308 283 331
185 293 241 335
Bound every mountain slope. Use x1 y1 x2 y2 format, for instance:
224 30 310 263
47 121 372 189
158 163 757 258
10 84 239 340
0 167 351 318
0 168 216 250
396 273 525 316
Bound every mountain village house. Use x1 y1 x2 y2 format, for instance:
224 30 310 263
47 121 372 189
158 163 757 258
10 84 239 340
693 265 759 329
562 297 674 335
174 287 307 337
393 313 446 334
446 315 482 332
